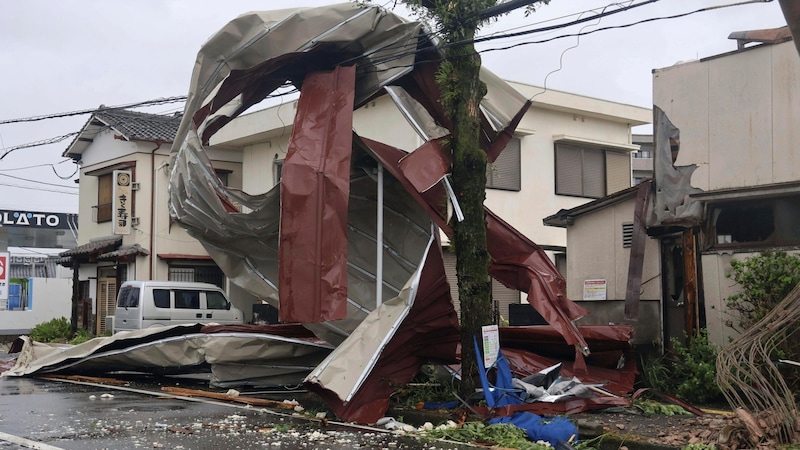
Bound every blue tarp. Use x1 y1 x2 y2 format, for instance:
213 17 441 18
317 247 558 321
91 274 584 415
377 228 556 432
474 336 578 446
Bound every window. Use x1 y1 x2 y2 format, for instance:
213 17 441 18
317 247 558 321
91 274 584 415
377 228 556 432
206 291 229 310
486 137 521 191
555 142 631 198
116 286 139 308
168 264 225 288
153 289 170 308
175 290 200 309
214 169 231 186
96 173 113 223
709 196 800 248
88 164 135 223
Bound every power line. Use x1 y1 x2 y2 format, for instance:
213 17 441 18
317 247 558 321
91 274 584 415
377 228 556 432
0 132 80 161
0 181 78 195
0 159 72 172
0 96 186 125
0 172 78 189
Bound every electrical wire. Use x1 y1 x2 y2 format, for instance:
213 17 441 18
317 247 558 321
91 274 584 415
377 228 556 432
0 181 78 195
0 172 78 189
0 159 72 172
0 96 187 125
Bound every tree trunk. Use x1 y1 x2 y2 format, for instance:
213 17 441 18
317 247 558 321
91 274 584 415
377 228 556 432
446 37 493 398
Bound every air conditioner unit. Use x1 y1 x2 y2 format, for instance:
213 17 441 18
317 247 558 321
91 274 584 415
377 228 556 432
131 182 141 191
131 217 141 228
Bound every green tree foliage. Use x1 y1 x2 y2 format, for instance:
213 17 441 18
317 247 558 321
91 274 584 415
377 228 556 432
725 251 800 392
725 250 800 331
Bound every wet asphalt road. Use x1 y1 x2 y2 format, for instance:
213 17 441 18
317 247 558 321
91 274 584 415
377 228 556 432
0 376 472 450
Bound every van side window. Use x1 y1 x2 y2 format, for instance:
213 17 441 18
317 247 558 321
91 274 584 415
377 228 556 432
153 289 170 308
206 291 229 310
117 287 140 308
175 290 200 309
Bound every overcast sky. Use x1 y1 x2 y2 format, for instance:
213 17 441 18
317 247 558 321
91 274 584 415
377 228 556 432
0 0 789 214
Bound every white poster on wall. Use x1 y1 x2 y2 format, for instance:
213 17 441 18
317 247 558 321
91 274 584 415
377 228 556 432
112 170 132 235
583 279 607 300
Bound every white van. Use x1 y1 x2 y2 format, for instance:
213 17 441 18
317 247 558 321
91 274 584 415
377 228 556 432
113 281 244 333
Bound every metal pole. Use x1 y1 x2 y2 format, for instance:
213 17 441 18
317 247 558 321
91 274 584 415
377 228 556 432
376 164 384 307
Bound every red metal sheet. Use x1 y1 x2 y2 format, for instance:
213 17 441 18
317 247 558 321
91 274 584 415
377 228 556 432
499 325 633 368
486 209 590 353
278 66 356 323
366 138 590 354
305 241 460 423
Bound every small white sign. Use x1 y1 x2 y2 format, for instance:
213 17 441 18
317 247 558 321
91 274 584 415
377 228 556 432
112 170 132 235
583 279 607 300
481 324 500 368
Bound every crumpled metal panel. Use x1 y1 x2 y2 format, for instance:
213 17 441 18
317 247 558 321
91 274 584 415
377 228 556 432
649 106 703 227
305 235 460 423
486 209 590 355
367 137 590 354
164 2 591 423
3 325 333 388
279 66 355 323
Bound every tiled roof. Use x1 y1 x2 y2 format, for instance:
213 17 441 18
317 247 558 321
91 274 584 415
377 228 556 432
97 243 150 260
95 109 182 142
59 236 122 258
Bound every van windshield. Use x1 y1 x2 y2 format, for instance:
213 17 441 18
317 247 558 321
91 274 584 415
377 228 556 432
207 291 229 310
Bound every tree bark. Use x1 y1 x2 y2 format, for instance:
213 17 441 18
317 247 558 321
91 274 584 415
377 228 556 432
445 32 493 399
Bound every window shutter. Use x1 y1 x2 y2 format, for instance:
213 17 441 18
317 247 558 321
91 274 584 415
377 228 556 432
556 143 582 196
582 148 605 198
492 278 520 325
486 138 522 191
606 151 631 194
487 137 521 191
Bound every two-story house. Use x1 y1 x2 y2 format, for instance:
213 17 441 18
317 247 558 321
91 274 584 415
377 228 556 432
58 109 250 333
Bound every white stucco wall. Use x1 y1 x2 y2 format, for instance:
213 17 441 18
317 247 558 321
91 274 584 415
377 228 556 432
0 278 72 335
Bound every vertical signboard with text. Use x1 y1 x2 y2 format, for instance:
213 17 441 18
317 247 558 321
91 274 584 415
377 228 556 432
0 252 8 301
112 170 132 235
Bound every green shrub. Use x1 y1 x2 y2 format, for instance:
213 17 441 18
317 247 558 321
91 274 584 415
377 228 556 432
30 318 96 344
69 329 95 345
670 330 722 404
30 317 71 343
725 250 800 331
639 330 723 404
